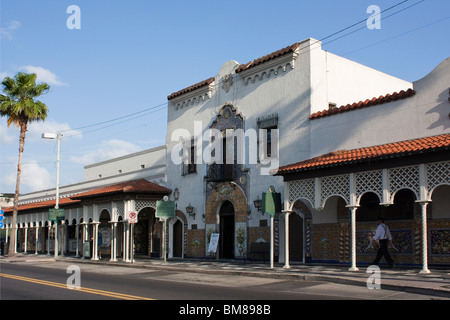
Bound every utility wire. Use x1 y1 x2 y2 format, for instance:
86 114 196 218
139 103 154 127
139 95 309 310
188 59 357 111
62 102 168 134
58 0 425 139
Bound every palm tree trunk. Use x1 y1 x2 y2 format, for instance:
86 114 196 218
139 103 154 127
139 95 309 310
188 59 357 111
8 121 27 257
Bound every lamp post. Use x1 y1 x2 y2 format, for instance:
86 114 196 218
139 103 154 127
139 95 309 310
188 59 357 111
42 131 62 258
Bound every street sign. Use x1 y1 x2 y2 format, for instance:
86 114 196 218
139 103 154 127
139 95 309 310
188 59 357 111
262 191 282 218
49 208 65 222
128 211 138 224
155 200 175 219
0 209 4 229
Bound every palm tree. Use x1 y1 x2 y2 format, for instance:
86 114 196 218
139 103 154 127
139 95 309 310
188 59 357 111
0 72 50 257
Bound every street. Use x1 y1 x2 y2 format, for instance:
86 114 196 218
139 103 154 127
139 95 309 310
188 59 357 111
1 260 444 302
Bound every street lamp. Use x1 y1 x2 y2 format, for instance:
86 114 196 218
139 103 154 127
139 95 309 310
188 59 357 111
42 131 62 258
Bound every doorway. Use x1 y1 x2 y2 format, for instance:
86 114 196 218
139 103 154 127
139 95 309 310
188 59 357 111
219 200 235 259
173 219 183 258
289 213 303 261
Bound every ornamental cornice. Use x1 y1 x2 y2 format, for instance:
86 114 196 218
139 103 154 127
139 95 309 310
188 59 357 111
171 85 213 111
238 49 299 85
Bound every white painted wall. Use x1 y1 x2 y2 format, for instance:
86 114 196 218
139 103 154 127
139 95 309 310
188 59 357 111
164 38 416 228
84 146 166 181
322 52 412 112
310 57 450 157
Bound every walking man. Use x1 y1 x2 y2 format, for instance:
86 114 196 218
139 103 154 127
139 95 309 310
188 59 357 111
372 217 395 268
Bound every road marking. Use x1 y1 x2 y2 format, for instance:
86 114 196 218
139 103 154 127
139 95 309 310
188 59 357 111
0 273 155 300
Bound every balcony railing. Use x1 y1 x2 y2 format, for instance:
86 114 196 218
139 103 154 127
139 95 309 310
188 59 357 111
206 163 236 182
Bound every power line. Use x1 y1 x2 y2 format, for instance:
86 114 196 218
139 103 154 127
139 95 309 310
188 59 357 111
319 0 411 43
62 102 168 134
63 103 167 138
56 0 425 139
321 0 426 47
341 15 450 56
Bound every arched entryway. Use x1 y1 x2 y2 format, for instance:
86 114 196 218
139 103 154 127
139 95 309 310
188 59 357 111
289 213 303 262
99 210 112 259
172 219 183 258
135 207 159 257
219 200 235 259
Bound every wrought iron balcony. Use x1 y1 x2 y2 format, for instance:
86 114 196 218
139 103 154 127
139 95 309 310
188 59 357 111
206 162 237 182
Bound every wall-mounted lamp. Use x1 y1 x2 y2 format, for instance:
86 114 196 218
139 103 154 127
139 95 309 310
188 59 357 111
253 196 262 212
174 188 180 201
186 203 195 219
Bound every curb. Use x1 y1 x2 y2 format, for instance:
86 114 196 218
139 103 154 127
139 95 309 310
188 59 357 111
2 255 450 298
56 257 450 299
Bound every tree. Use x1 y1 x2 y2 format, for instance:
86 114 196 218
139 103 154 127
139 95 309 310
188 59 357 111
0 72 50 257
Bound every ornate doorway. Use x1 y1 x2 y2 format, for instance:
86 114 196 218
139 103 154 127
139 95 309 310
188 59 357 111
219 200 235 259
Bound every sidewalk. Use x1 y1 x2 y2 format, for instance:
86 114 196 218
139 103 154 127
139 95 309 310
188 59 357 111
2 253 450 298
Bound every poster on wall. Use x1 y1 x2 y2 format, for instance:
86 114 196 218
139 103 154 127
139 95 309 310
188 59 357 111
208 233 219 254
99 227 112 247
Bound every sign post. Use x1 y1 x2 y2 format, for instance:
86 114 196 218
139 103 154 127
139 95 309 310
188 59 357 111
156 197 175 263
49 208 65 258
128 211 137 263
262 186 282 269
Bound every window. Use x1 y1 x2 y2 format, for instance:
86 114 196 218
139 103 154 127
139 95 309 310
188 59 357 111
265 126 277 158
182 138 196 175
257 114 278 160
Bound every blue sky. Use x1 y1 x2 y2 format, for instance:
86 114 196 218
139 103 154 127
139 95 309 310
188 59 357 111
1 0 449 194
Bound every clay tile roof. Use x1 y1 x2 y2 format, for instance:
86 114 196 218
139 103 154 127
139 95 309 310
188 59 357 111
3 197 81 214
309 88 416 120
71 179 171 199
167 42 300 101
235 42 300 73
276 134 450 175
167 77 215 100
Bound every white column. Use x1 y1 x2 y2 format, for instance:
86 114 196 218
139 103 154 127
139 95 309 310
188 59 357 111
270 216 274 269
110 221 117 262
54 222 58 258
60 221 65 256
124 222 130 262
92 222 99 260
75 224 80 257
24 225 28 253
35 225 39 255
81 222 87 259
418 201 431 274
14 226 18 253
283 210 291 269
348 206 359 271
47 225 51 255
5 227 9 254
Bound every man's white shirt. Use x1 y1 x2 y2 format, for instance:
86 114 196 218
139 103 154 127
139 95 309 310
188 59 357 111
373 223 392 241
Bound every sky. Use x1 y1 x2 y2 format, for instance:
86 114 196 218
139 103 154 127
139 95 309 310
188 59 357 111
0 0 449 195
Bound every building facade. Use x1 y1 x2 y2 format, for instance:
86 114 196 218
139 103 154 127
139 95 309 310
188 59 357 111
2 39 449 269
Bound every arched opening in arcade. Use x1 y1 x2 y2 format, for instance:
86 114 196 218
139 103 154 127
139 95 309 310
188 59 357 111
134 207 161 257
98 209 112 259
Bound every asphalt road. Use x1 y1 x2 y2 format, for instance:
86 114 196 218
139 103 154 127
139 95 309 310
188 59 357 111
0 260 445 317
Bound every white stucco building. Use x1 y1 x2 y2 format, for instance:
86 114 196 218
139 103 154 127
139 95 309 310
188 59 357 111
3 38 449 270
